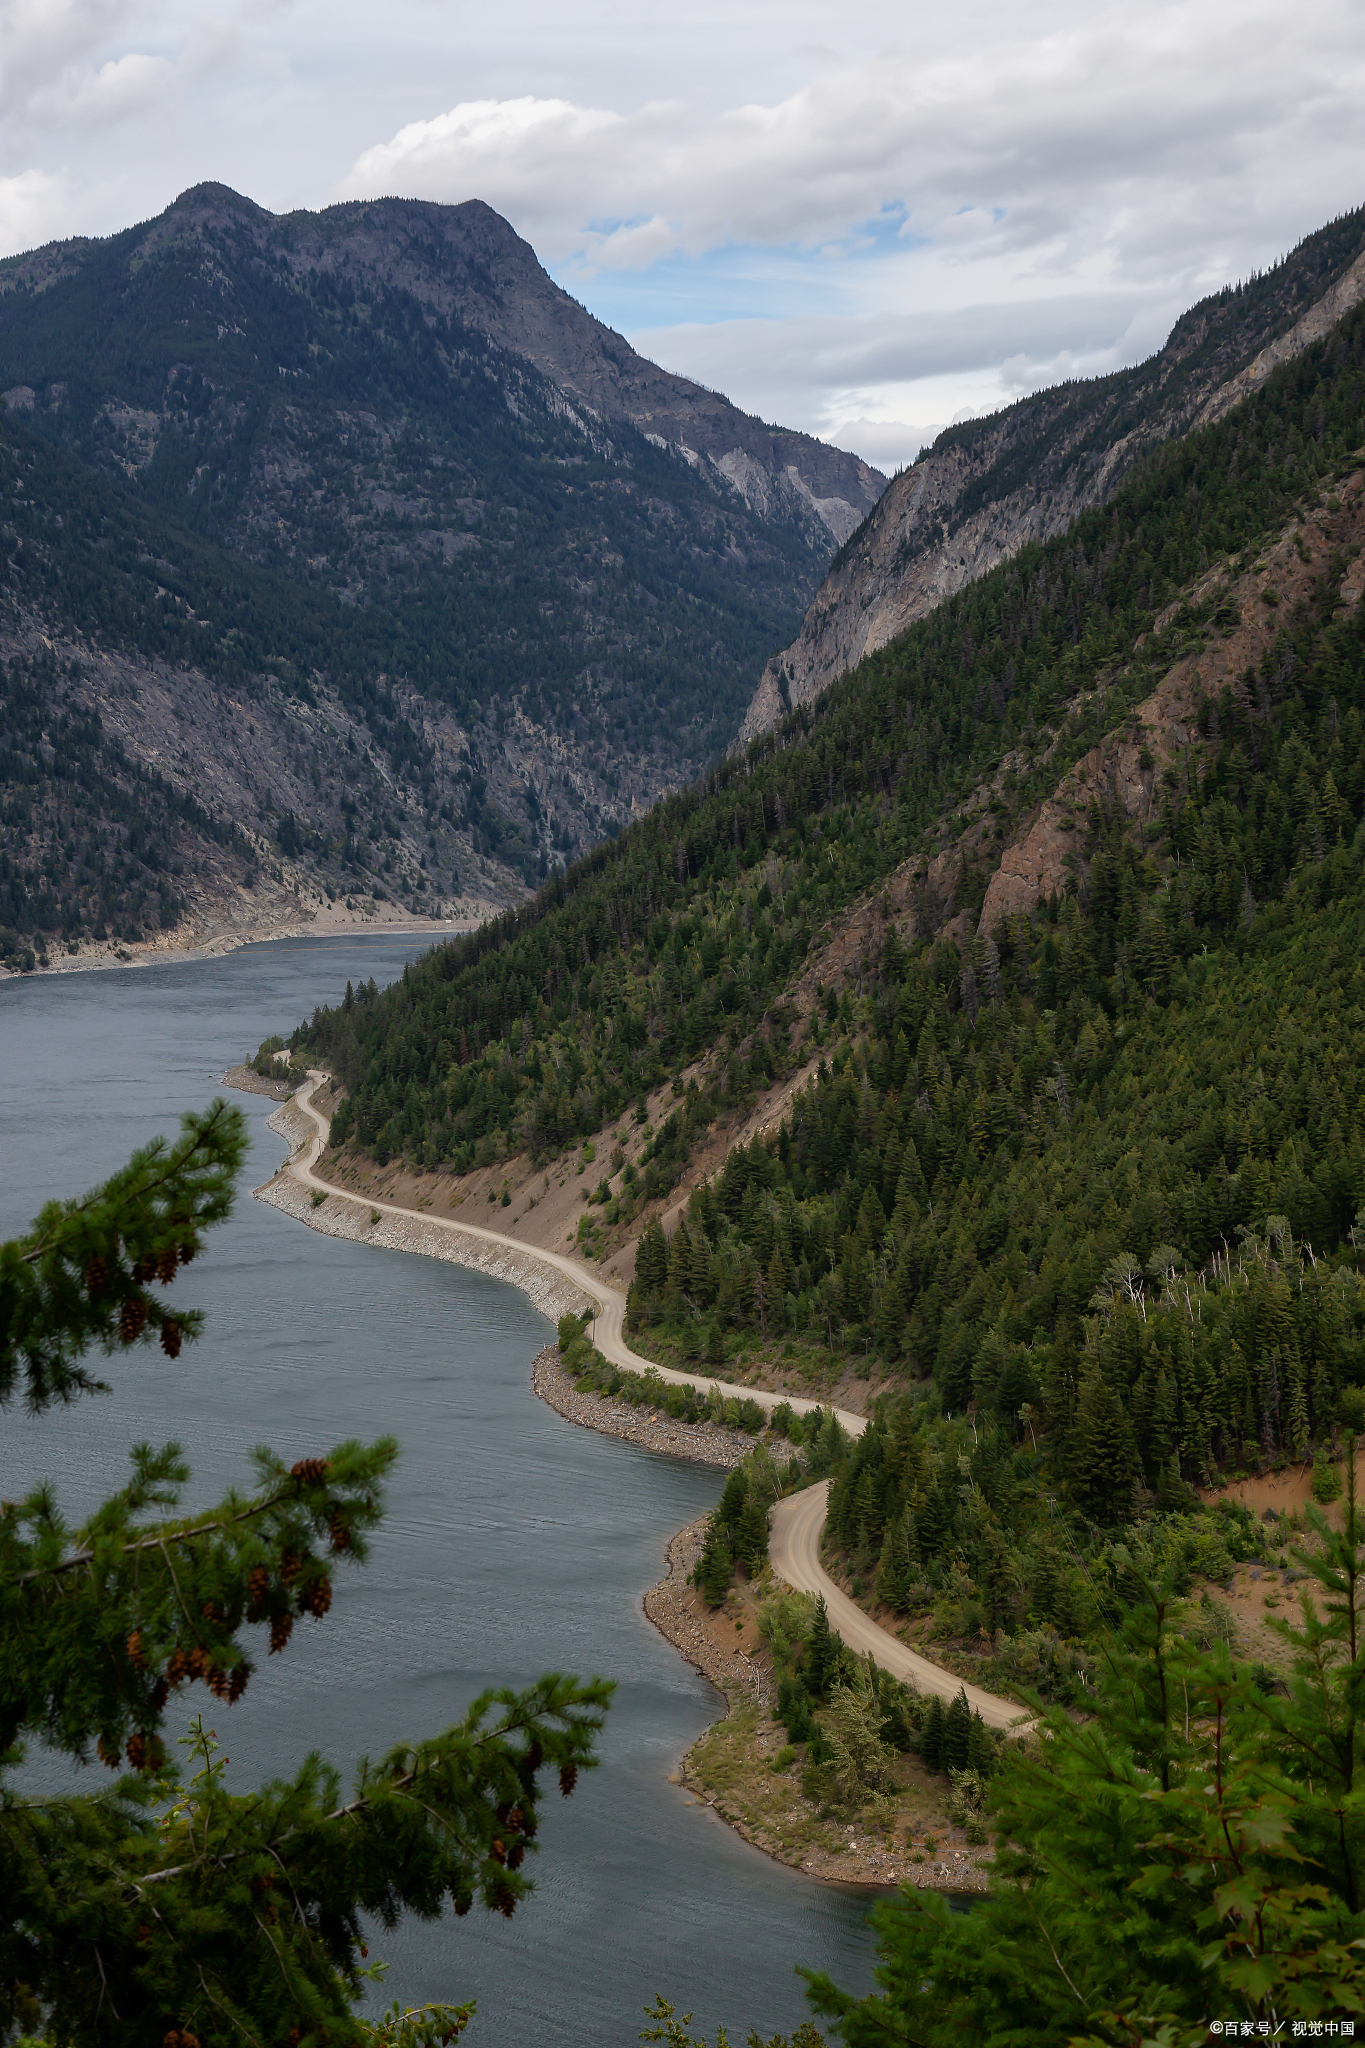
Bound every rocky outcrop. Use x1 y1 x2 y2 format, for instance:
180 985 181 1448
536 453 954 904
740 210 1365 743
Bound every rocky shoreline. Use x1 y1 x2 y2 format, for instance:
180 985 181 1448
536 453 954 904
530 1346 756 1468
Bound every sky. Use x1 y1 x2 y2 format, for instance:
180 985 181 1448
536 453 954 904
2 0 1362 475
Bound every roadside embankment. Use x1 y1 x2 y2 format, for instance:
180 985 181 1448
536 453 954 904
257 1106 595 1326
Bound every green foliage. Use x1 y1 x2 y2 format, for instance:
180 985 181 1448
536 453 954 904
0 1112 612 2044
638 1995 823 2048
0 1099 245 1410
690 1453 780 1606
804 1461 1365 2041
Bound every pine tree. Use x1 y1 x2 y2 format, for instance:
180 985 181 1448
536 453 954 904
1071 1366 1137 1524
805 1595 836 1700
942 1687 972 1772
920 1694 945 1773
0 1104 611 2047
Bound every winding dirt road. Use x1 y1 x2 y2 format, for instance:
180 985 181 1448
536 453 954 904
282 1073 1026 1730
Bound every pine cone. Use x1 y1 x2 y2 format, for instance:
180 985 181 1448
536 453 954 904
165 1649 190 1687
507 1842 525 1870
201 1600 225 1627
127 1629 147 1670
97 1738 122 1770
269 1612 294 1655
119 1295 149 1344
489 1838 506 1866
151 1679 169 1713
279 1548 303 1585
290 1457 330 1485
157 1246 179 1284
160 1319 182 1359
452 1891 473 1918
246 1564 270 1619
86 1254 108 1294
559 1762 578 1799
206 1665 231 1701
179 1242 196 1266
186 1646 207 1679
227 1665 249 1704
494 1880 517 1920
126 1733 147 1770
299 1574 333 1619
327 1511 352 1554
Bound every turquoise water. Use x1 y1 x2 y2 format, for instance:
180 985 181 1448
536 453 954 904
0 937 876 2044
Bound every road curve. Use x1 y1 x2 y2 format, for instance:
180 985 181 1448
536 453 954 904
769 1482 1029 1730
281 1073 1027 1728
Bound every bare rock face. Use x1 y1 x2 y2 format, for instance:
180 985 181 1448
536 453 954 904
740 212 1365 744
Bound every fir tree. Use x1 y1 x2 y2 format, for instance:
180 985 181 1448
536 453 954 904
920 1694 946 1773
0 1104 611 2047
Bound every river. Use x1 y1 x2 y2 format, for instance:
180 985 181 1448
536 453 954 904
0 936 876 2044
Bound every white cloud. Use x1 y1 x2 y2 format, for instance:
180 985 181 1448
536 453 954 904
0 168 74 255
0 0 1361 467
30 50 176 122
337 0 1365 293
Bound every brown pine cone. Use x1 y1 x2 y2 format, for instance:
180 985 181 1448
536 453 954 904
452 1891 473 1918
127 1629 147 1670
97 1738 122 1770
160 1319 182 1359
507 1843 525 1870
201 1600 225 1626
186 1646 207 1679
489 1838 506 1866
289 1457 330 1485
495 1881 517 1920
126 1733 147 1770
156 1246 179 1284
299 1575 333 1619
179 1242 196 1265
86 1254 108 1294
559 1762 578 1799
327 1512 351 1554
227 1666 249 1704
206 1665 231 1701
119 1295 149 1344
269 1612 294 1655
246 1564 270 1619
279 1548 303 1585
165 1649 190 1687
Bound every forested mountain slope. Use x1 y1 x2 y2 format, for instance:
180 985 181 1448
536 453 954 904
0 184 880 963
740 205 1365 742
293 279 1365 1547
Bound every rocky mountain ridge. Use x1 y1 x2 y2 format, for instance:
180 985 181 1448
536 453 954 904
740 207 1365 743
0 183 883 964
